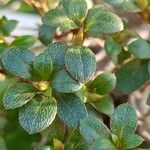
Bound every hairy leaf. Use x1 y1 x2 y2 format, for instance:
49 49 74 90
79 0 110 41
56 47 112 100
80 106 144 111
56 93 87 127
65 45 96 83
80 116 111 144
3 83 37 109
2 47 35 79
32 52 53 81
84 5 124 37
52 69 82 93
89 138 117 150
39 24 56 46
110 103 138 138
94 96 114 116
61 0 88 24
44 42 68 70
42 5 78 31
122 134 144 149
19 97 57 134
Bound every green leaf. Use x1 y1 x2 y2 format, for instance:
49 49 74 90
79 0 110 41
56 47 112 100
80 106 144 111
44 42 68 70
94 96 114 116
115 59 149 93
104 36 122 56
11 35 36 48
110 103 138 138
56 93 87 127
3 83 37 109
39 24 56 46
89 138 117 150
84 5 124 37
2 47 35 79
80 115 111 144
19 97 57 134
32 52 53 81
0 16 18 36
104 0 141 12
61 0 88 24
65 45 96 83
122 134 144 149
52 69 82 93
128 39 150 59
42 5 78 31
91 72 116 95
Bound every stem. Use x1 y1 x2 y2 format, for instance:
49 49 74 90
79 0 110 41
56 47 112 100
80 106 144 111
73 28 84 45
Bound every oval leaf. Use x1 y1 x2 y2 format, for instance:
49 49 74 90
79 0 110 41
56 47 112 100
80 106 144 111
19 97 57 134
65 45 96 83
56 93 87 127
39 24 56 46
115 59 149 93
3 83 37 109
44 42 68 70
61 0 88 23
42 6 78 31
128 39 150 59
32 52 53 81
91 72 116 95
110 103 138 138
80 115 111 144
52 70 82 93
84 5 124 37
2 47 35 79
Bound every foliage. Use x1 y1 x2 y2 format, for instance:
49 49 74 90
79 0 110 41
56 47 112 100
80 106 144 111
0 0 150 149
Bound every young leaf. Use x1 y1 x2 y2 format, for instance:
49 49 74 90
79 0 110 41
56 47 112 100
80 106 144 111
104 36 122 56
65 45 96 83
90 138 117 150
84 5 124 37
52 69 82 93
122 134 144 149
80 115 111 144
91 72 116 95
32 52 53 81
110 103 138 138
11 35 36 48
94 96 114 116
61 0 88 24
104 0 141 12
115 59 149 93
39 24 56 46
56 93 87 127
128 39 150 59
3 83 37 109
42 5 78 31
2 47 35 79
19 97 57 134
44 42 68 70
